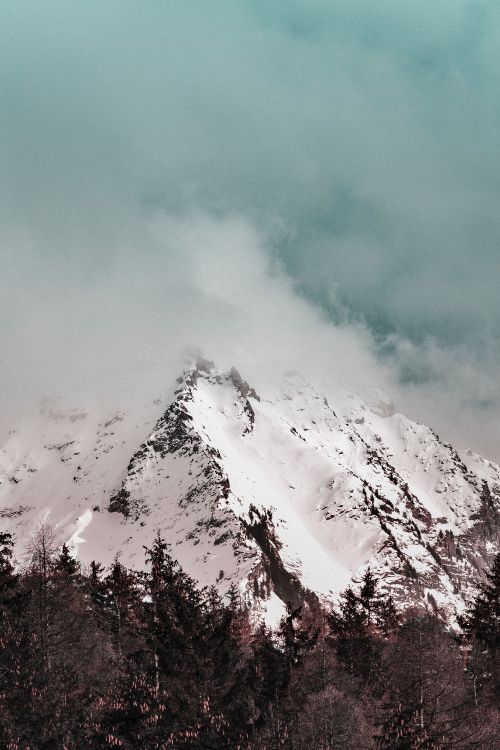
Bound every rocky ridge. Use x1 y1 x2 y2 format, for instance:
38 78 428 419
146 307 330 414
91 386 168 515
0 359 498 624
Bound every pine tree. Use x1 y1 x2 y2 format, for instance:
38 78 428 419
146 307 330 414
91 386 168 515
460 553 500 651
143 532 205 743
84 559 147 748
0 532 24 746
200 584 257 747
458 553 499 722
328 584 382 681
360 567 378 624
0 531 19 618
381 615 483 749
0 526 116 748
87 559 107 611
104 558 143 659
251 622 287 728
376 594 400 636
54 542 80 580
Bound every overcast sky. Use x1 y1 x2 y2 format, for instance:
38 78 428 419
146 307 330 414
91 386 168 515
1 1 499 458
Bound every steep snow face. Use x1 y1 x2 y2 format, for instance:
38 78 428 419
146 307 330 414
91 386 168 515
0 360 498 621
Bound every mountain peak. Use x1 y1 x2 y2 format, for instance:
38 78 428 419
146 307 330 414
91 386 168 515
0 361 498 624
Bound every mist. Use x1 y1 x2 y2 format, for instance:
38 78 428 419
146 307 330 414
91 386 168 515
1 1 499 459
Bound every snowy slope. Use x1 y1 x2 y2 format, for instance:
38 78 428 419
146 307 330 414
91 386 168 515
0 359 498 622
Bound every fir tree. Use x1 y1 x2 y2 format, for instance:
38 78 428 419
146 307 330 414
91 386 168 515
360 567 378 624
0 531 19 616
0 532 24 747
328 585 380 680
54 542 80 579
460 553 500 651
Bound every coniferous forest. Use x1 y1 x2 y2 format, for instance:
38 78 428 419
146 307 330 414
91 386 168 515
0 528 498 749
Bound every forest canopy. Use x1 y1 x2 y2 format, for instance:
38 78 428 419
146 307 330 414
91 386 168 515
0 527 498 749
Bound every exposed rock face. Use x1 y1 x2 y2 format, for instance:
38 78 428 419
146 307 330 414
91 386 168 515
0 359 498 624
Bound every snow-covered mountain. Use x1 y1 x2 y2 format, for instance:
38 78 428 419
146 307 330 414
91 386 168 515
1 358 498 624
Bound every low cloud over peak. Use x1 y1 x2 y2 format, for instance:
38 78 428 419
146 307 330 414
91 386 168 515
1 1 499 459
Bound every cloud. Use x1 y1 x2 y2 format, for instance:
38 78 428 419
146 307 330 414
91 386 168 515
0 1 499 458
0 209 392 409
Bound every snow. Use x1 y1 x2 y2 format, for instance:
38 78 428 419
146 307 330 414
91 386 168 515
261 591 287 629
0 360 498 620
67 509 93 553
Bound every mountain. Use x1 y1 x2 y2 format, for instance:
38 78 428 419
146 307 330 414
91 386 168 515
1 358 498 624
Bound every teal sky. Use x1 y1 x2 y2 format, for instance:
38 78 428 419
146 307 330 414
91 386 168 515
1 1 500 455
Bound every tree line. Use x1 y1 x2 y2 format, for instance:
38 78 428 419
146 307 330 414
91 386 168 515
0 527 498 749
